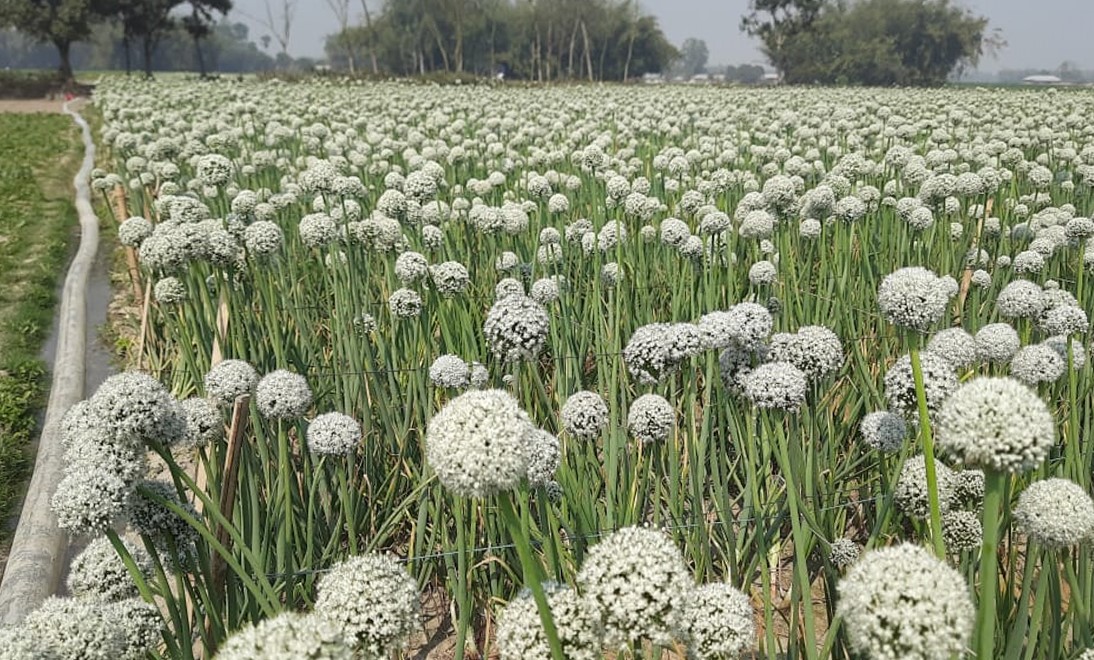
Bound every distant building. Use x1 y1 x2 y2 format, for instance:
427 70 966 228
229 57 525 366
1023 74 1063 85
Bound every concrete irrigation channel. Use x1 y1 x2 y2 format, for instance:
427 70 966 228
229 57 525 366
0 100 112 625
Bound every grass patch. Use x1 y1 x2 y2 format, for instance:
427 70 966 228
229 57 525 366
0 112 80 544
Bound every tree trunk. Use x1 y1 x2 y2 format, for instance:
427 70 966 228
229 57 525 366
360 0 379 73
567 21 578 79
123 37 132 76
143 37 155 78
622 25 636 81
194 38 207 77
56 40 74 84
580 21 594 82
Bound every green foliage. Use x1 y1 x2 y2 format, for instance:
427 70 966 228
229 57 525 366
0 113 79 544
675 37 709 78
0 0 107 79
744 0 990 86
324 0 679 81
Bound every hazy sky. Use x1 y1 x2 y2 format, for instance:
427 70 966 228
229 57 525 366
227 0 1093 72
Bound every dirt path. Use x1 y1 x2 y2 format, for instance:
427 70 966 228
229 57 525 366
0 100 66 114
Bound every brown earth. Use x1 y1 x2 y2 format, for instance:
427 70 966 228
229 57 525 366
0 99 89 114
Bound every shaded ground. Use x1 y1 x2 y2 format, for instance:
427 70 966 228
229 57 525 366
0 100 66 114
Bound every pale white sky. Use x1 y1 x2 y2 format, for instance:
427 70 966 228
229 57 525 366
227 0 1094 72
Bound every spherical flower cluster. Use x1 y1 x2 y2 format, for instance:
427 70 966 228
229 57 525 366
204 359 258 405
525 428 560 488
530 276 561 305
425 389 531 498
996 279 1045 319
974 323 1020 363
877 267 954 333
560 391 610 439
1039 304 1089 336
859 410 907 453
836 543 974 660
1012 478 1094 548
127 480 200 565
314 553 420 656
177 397 223 448
215 611 352 660
894 454 956 519
395 251 429 285
828 538 861 569
153 276 187 305
429 261 470 297
676 583 755 659
255 370 313 420
22 595 162 660
626 394 675 445
577 526 692 648
942 509 983 553
429 354 470 388
483 294 550 362
623 323 704 384
926 327 977 369
118 217 153 247
883 352 957 420
243 220 283 258
1009 344 1065 386
87 371 177 445
766 325 843 381
935 377 1054 473
67 535 155 602
388 287 423 318
721 303 774 350
496 584 603 660
748 260 778 285
299 213 339 249
306 412 362 456
740 361 808 412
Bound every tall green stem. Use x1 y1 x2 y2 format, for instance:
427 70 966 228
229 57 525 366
978 470 1007 659
909 346 946 558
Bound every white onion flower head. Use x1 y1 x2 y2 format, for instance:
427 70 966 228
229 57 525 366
740 361 808 412
577 526 692 648
560 391 610 440
0 625 52 659
996 279 1045 319
894 454 956 519
306 412 362 456
215 611 352 660
118 217 153 247
926 327 977 369
883 352 957 420
627 394 675 445
243 221 283 258
877 267 954 333
974 323 1020 363
203 359 258 405
51 470 131 538
152 276 186 305
388 287 423 319
1043 335 1087 369
483 295 550 362
525 428 560 488
255 370 312 420
828 538 861 569
394 251 429 285
496 584 602 660
177 397 223 448
836 543 974 660
767 326 843 381
1012 478 1094 548
1009 344 1065 386
22 595 158 660
425 389 531 498
89 372 176 445
859 411 907 453
942 510 983 553
1039 304 1089 336
676 583 755 659
724 302 773 349
429 354 470 388
126 480 200 565
67 535 155 602
748 260 778 285
429 261 470 297
935 377 1054 473
314 553 420 656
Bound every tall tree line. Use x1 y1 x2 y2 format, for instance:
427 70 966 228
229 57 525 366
324 0 679 81
0 0 232 80
742 0 1002 86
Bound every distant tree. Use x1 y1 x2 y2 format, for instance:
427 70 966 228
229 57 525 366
677 37 708 77
0 0 108 81
743 0 994 86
